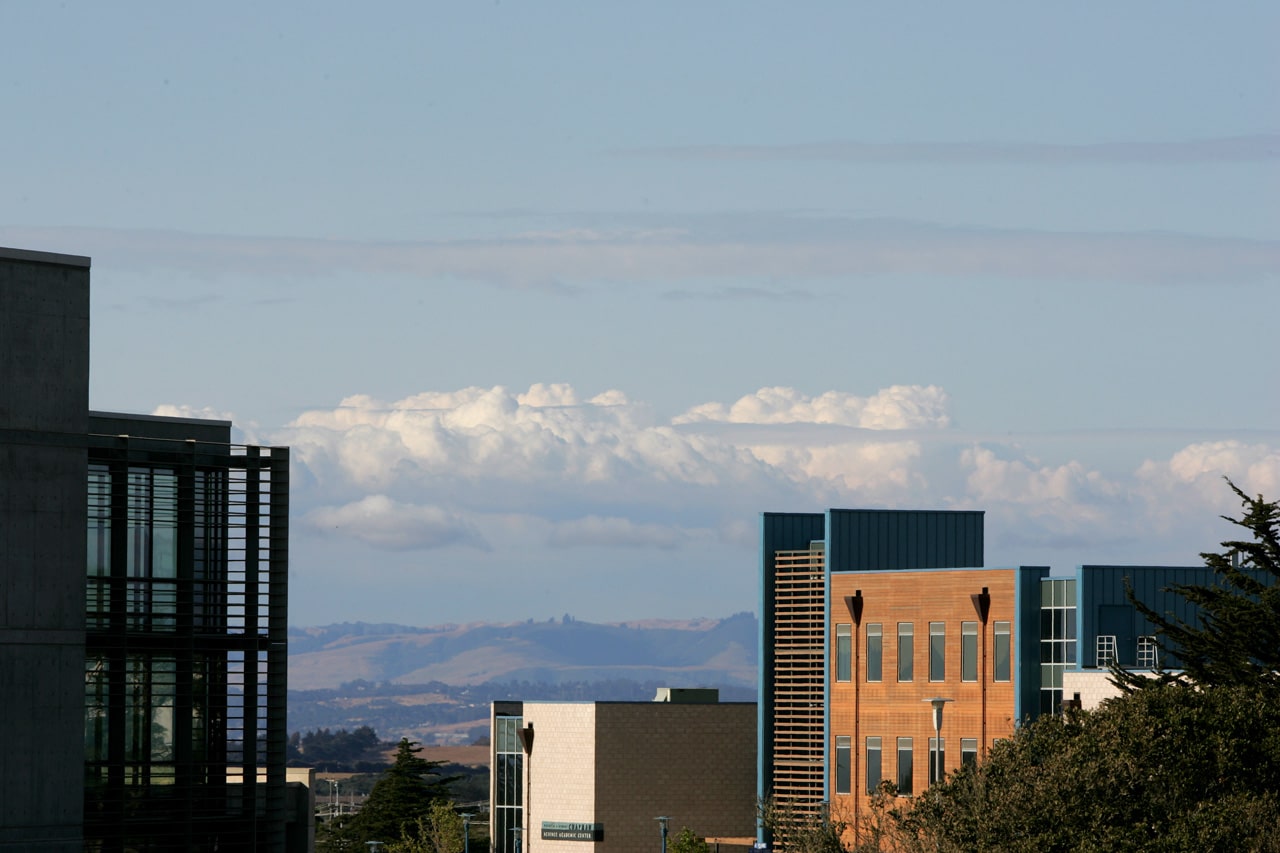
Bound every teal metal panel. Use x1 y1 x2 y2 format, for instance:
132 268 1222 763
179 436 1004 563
825 509 983 572
1078 565 1214 668
1014 567 1050 722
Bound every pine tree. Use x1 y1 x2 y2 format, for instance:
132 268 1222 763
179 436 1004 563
340 739 457 846
1125 481 1280 692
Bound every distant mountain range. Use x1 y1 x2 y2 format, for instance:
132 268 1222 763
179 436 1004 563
287 613 759 744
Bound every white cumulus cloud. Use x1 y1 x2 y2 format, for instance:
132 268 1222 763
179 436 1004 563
673 385 950 429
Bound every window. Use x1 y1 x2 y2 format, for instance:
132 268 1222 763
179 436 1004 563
494 715 525 853
897 623 914 682
929 622 945 681
961 622 977 682
961 738 977 769
867 624 882 682
1137 635 1159 669
897 737 913 795
866 737 882 792
836 624 852 682
993 621 1011 682
835 736 851 794
928 737 945 785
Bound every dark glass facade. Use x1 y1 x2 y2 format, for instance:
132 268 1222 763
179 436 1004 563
492 709 525 853
84 420 289 853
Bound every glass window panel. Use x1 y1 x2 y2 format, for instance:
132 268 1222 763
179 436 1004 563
961 738 978 769
929 622 945 682
898 623 914 682
85 656 109 763
897 738 913 796
1041 581 1053 606
866 737 882 792
993 621 1011 682
961 622 977 682
867 624 882 682
836 624 851 682
928 738 945 785
835 736 851 795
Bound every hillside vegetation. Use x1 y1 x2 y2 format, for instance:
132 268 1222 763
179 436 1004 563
288 613 758 744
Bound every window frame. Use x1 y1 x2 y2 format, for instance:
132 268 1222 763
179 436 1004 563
929 621 945 682
835 623 852 683
928 737 945 786
961 621 977 682
897 622 914 682
866 623 883 682
961 738 977 769
993 621 1011 682
835 736 851 795
896 737 913 796
866 736 882 793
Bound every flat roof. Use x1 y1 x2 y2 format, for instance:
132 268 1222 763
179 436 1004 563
89 410 232 429
0 246 91 268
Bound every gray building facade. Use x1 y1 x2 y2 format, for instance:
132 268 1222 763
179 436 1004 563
2 247 291 852
0 247 92 852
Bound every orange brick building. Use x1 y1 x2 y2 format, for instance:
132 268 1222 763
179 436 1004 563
759 510 1047 847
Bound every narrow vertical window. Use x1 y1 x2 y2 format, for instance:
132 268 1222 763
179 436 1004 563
929 622 945 681
993 621 1011 682
836 624 852 682
928 737 945 785
835 736 851 794
897 737 913 795
897 623 914 682
961 738 978 769
866 624 882 682
961 621 977 682
866 737 882 792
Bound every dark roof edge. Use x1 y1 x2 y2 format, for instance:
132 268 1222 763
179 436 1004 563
0 246 91 268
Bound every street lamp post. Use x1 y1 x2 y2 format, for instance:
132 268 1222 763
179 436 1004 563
922 697 953 786
512 826 524 853
656 816 670 853
460 812 474 853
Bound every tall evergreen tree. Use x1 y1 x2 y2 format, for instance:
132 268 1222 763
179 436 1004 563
338 739 457 846
1125 481 1280 691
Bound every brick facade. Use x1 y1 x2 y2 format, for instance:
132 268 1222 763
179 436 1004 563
828 569 1019 827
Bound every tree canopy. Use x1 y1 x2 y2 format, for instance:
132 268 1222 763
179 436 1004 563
1126 481 1280 692
326 738 457 849
875 682 1280 852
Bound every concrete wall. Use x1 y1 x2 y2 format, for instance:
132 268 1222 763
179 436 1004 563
0 248 91 852
521 702 757 853
521 704 598 851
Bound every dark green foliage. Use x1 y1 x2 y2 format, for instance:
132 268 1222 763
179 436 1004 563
331 739 458 848
288 725 385 770
668 827 711 853
887 682 1280 852
1124 481 1280 692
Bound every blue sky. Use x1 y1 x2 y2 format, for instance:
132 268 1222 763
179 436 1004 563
5 3 1278 626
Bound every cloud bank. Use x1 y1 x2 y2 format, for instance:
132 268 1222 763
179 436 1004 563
264 384 1280 581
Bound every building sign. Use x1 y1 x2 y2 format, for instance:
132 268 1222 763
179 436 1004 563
541 821 604 841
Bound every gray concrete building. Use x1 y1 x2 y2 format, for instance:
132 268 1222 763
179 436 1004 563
0 247 92 852
1 247 292 852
